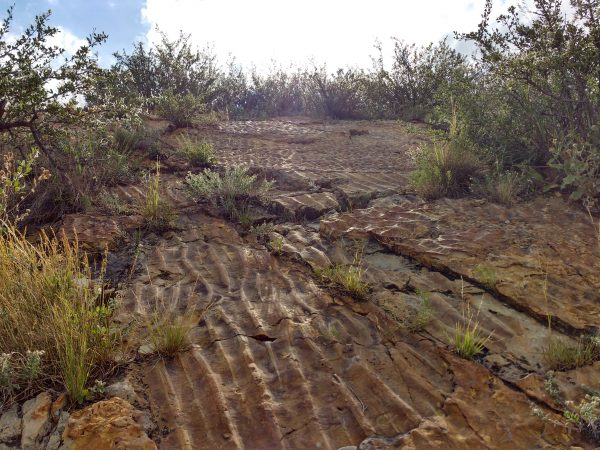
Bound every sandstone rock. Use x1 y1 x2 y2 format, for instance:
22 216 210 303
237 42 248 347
21 392 52 450
60 213 144 252
50 394 67 420
61 397 156 450
321 197 600 332
45 411 69 450
106 381 138 405
0 405 21 444
272 192 339 220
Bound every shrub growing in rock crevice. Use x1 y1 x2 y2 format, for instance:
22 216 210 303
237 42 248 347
185 166 273 222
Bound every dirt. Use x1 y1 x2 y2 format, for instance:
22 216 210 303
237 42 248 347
62 118 599 449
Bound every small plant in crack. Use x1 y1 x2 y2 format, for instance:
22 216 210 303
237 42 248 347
405 290 434 332
450 279 492 359
249 222 275 240
315 257 370 300
542 335 599 371
451 316 490 359
269 235 284 255
326 323 340 342
146 312 195 357
544 375 561 402
382 290 434 333
473 265 498 289
141 162 175 232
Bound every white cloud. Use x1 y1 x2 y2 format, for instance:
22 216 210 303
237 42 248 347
141 0 497 70
47 27 87 56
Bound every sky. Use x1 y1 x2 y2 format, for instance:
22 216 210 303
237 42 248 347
1 0 526 69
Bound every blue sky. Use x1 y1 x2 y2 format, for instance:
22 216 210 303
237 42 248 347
1 0 146 65
1 0 532 69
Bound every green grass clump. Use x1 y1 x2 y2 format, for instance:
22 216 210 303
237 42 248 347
186 166 273 222
411 139 482 200
316 263 370 300
410 110 483 200
141 163 174 232
542 337 599 371
0 224 118 404
147 313 194 357
451 317 491 359
473 265 498 288
177 133 216 166
268 235 284 255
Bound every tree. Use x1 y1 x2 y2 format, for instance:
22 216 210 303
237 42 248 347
0 6 108 160
113 30 221 102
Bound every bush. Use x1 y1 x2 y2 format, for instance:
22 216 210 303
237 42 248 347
113 31 220 101
186 166 273 221
0 224 118 404
458 0 600 204
549 131 600 206
0 151 50 224
177 133 216 166
156 90 206 128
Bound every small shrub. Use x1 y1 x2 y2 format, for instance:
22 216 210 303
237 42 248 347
0 151 50 224
185 166 273 221
316 263 370 300
564 394 600 443
451 317 490 359
141 163 174 232
156 90 205 128
542 337 598 371
147 313 194 357
97 190 131 215
196 111 222 126
249 222 275 238
177 133 216 166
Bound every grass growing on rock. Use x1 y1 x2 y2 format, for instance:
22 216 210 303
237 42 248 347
0 223 118 404
186 166 273 222
141 162 174 232
542 336 599 371
451 317 490 360
147 313 194 357
177 133 216 166
410 113 483 200
316 261 370 300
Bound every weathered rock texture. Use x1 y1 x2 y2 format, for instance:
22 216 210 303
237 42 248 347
61 398 156 450
57 118 599 448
